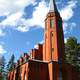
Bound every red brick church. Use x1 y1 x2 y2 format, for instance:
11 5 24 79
8 0 79 80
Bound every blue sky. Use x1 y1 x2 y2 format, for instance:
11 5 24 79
0 0 80 62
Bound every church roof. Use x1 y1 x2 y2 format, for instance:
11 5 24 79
49 0 57 12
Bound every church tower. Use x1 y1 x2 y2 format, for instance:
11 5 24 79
43 0 64 62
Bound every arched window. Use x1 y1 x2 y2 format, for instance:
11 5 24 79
50 19 54 28
45 21 47 31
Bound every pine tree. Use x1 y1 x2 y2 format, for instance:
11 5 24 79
0 56 6 80
7 54 15 72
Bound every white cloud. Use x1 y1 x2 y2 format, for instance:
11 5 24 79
17 26 29 32
0 29 5 36
29 1 48 28
60 0 77 21
34 40 44 49
17 0 77 32
60 1 77 34
0 0 77 34
63 22 76 34
34 44 38 49
0 12 24 36
0 1 48 33
16 1 48 32
0 45 7 56
64 38 67 43
0 41 5 45
70 22 76 30
39 40 44 44
1 12 23 26
63 22 68 34
0 0 36 16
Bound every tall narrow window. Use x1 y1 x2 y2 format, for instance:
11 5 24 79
45 26 47 31
45 21 47 31
50 32 54 49
50 19 54 28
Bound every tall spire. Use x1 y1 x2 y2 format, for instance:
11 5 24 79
49 0 57 12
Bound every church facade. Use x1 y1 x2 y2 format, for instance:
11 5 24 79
8 0 79 80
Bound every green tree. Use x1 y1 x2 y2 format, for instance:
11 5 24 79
65 37 77 65
7 54 15 72
64 37 80 71
76 43 80 71
0 56 6 80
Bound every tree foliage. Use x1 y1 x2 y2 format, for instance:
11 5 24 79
7 54 15 72
0 56 6 80
64 37 80 71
